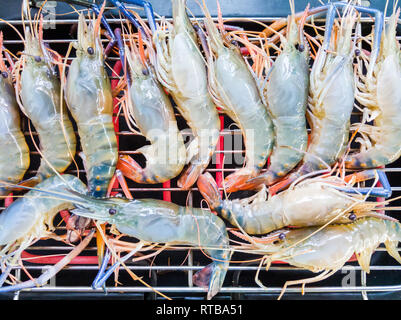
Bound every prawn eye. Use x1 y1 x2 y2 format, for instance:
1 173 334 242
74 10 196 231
355 49 361 56
142 68 149 76
1 71 8 78
109 208 117 215
278 233 286 240
231 40 239 47
87 47 94 55
349 213 357 221
295 43 305 52
34 56 42 62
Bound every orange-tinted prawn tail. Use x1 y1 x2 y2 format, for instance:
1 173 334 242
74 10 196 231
268 172 299 196
193 263 213 289
197 172 222 210
177 164 205 190
239 174 270 191
11 176 41 191
116 155 146 184
223 168 259 193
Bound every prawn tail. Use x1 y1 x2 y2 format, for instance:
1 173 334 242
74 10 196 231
385 240 401 265
238 171 280 191
268 171 300 195
177 163 205 190
384 220 401 265
78 119 118 198
193 261 228 300
197 172 222 210
355 247 375 273
223 168 258 193
2 175 40 196
11 176 41 191
116 155 144 182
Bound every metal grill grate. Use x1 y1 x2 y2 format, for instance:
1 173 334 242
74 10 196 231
1 5 401 300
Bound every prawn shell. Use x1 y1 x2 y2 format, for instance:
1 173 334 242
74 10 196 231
305 58 354 170
65 43 117 198
126 73 186 183
215 49 274 171
301 10 356 173
0 175 87 246
170 37 220 188
0 77 30 196
154 0 221 189
347 54 401 168
217 182 356 235
20 60 76 180
264 46 309 183
269 218 399 273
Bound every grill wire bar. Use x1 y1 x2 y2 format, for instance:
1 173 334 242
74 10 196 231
0 4 401 300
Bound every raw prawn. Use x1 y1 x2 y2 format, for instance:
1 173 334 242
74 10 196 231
253 217 401 299
14 181 232 299
298 5 356 174
201 0 274 192
15 15 76 185
116 27 186 184
244 3 309 190
198 172 388 235
153 0 221 190
0 34 30 197
346 8 401 168
71 195 231 299
0 174 87 266
65 12 118 198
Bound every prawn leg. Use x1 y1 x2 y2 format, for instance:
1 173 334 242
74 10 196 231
53 0 155 32
270 169 391 198
109 0 157 32
91 248 112 289
277 269 337 300
107 0 149 35
0 265 12 287
0 230 94 293
334 169 392 198
91 242 144 289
